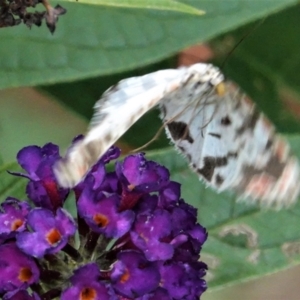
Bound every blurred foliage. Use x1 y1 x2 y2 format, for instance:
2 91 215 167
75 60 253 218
1 0 300 294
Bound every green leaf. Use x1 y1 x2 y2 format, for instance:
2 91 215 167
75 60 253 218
0 0 297 89
0 87 87 162
147 135 300 289
61 0 205 15
0 162 26 201
40 58 176 120
210 5 300 133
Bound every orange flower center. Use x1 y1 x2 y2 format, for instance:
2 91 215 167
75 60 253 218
93 214 109 227
46 228 62 245
11 219 23 231
80 287 97 300
18 267 33 282
127 184 135 191
120 268 130 283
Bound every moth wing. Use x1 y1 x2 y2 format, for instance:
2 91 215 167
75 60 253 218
162 81 300 207
54 69 187 188
200 82 300 206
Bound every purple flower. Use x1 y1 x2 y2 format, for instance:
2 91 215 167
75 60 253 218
0 198 30 241
61 263 114 300
101 145 121 164
159 181 181 207
111 251 160 298
78 190 134 238
115 154 170 210
16 208 76 258
130 208 174 261
158 261 207 299
10 144 69 210
74 145 121 193
0 243 40 293
4 141 207 299
116 153 170 193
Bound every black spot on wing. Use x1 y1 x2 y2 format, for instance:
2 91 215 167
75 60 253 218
228 152 238 159
265 138 273 150
215 157 228 166
237 154 286 193
244 155 285 179
248 109 260 130
236 109 260 136
208 133 221 139
167 121 194 143
197 156 228 182
215 174 224 186
265 155 287 177
221 116 231 126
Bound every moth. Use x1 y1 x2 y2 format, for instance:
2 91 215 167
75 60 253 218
54 63 300 207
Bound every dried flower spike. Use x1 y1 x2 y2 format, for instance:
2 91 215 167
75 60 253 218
0 0 66 33
42 0 66 33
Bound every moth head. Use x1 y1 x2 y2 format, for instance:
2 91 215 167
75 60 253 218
188 63 225 90
215 82 226 97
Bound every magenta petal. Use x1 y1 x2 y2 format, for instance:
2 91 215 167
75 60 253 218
0 243 40 293
16 208 76 258
17 146 42 177
111 251 160 298
61 264 114 300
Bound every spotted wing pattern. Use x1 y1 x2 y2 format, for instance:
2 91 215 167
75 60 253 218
160 80 300 207
54 63 300 207
54 66 208 188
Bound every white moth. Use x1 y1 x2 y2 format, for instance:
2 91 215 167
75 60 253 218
54 63 300 207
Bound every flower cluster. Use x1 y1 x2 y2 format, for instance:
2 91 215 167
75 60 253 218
0 139 208 299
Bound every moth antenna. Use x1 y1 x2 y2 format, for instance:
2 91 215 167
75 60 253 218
131 123 166 153
181 85 221 141
177 84 221 129
132 101 196 153
220 17 266 70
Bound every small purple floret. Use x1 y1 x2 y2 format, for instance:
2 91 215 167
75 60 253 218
116 153 170 193
131 209 174 261
78 190 134 238
0 198 30 241
10 144 69 210
0 243 40 293
111 250 160 298
61 263 114 300
16 208 76 258
158 261 207 299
